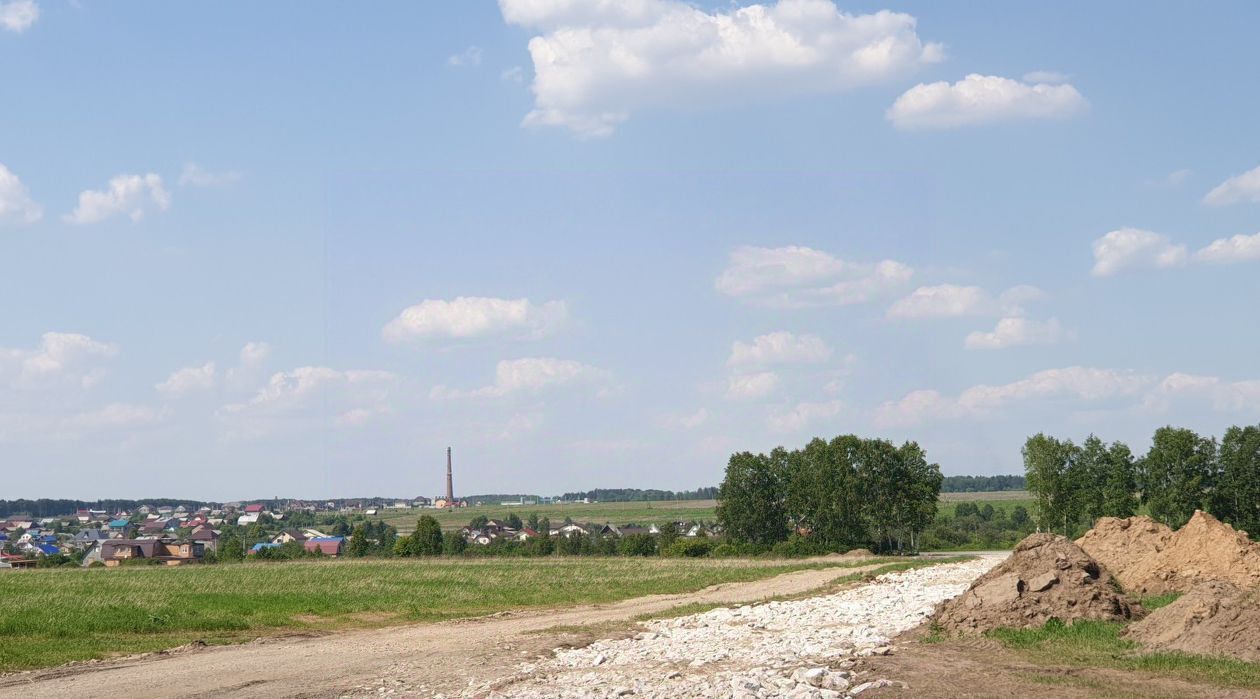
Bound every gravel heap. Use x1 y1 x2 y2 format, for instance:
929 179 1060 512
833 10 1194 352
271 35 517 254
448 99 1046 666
932 533 1141 634
1124 580 1260 662
469 557 1001 699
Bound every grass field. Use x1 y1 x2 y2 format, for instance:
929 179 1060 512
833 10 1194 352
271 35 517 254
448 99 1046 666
382 491 1033 533
0 555 880 673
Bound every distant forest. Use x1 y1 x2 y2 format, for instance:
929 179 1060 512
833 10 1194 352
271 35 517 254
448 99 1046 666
561 487 720 502
0 498 214 518
939 475 1026 492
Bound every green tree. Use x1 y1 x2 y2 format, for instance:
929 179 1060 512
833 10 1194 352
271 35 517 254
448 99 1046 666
348 525 371 557
392 535 413 557
442 532 467 555
217 531 245 562
1218 424 1260 532
786 436 866 551
506 512 523 530
716 450 789 545
527 512 540 531
411 515 444 556
1023 433 1082 535
1141 426 1217 528
1101 441 1138 518
1075 435 1109 525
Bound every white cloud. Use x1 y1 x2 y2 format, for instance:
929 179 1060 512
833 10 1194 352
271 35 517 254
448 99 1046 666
178 163 242 187
0 403 162 444
0 163 42 224
448 45 483 67
1195 232 1260 264
725 371 780 400
1021 70 1068 84
431 357 607 399
501 0 944 137
383 297 566 342
887 73 1087 130
716 245 912 308
501 66 526 83
0 332 118 390
1149 373 1260 412
0 0 37 33
1146 168 1192 189
768 399 842 433
1090 227 1188 277
665 407 709 430
964 317 1069 350
156 362 216 394
239 341 271 367
875 366 1151 427
887 284 1044 319
223 367 397 426
1204 165 1260 206
728 331 831 367
64 173 171 224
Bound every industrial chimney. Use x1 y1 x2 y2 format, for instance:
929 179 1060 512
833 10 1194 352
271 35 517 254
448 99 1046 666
445 446 454 506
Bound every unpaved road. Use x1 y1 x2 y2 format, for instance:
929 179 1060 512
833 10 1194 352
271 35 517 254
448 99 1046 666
0 561 906 699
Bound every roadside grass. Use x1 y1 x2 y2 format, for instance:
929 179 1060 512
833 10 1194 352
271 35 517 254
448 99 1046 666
1140 592 1182 610
0 556 852 673
988 618 1260 690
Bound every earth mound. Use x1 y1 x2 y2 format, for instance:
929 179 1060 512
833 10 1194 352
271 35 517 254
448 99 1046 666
1075 515 1174 591
842 548 874 558
1124 581 1260 662
932 533 1141 633
1116 511 1260 595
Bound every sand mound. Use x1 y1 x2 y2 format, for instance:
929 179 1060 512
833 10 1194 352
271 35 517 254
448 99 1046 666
933 533 1141 633
1112 511 1260 595
1124 581 1260 662
842 548 874 558
1075 516 1174 591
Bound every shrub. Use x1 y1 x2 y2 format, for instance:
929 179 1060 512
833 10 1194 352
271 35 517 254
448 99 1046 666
618 534 658 557
664 539 712 558
771 534 826 558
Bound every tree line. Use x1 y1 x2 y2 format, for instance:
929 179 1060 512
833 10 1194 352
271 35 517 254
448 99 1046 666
716 435 943 553
559 487 720 502
1024 424 1260 535
940 474 1025 492
0 498 214 518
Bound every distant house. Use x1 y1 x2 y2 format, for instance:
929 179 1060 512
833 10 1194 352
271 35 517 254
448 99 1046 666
304 537 344 556
249 542 281 554
190 526 220 553
31 543 60 556
81 538 204 567
243 504 265 514
271 529 307 545
236 513 260 526
300 528 328 540
514 527 541 542
74 529 112 546
553 523 588 538
108 518 132 532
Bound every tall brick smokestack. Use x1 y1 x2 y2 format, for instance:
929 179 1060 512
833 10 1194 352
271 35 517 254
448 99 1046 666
445 447 454 505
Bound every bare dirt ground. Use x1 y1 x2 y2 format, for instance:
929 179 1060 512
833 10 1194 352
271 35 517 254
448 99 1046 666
855 627 1260 699
0 562 892 699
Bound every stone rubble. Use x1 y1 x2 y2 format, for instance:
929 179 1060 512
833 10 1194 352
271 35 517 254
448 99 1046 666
464 557 1002 699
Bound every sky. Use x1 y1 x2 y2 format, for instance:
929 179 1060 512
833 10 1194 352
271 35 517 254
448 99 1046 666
2 0 1259 501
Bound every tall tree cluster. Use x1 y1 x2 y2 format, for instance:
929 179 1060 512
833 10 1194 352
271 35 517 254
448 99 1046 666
1024 424 1260 535
716 435 943 552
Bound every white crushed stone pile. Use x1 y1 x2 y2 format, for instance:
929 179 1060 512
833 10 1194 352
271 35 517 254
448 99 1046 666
466 557 1002 699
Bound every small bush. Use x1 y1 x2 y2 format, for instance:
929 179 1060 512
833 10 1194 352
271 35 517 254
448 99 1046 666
664 539 712 558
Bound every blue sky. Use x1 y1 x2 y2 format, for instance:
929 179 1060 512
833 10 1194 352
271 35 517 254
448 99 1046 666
2 0 1259 500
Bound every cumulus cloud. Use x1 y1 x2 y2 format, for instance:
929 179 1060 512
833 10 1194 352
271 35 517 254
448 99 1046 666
1148 373 1260 412
0 0 38 33
0 163 42 224
716 245 912 308
178 163 242 187
0 332 118 390
665 407 709 430
887 73 1087 130
1195 232 1260 264
874 366 1152 427
447 45 483 67
887 284 1044 319
64 173 171 224
383 296 566 343
725 371 780 400
431 357 608 399
501 0 944 137
1091 228 1188 277
964 317 1069 350
728 331 831 367
222 367 397 429
768 399 842 433
0 403 163 444
155 362 216 394
238 341 272 367
1204 165 1260 206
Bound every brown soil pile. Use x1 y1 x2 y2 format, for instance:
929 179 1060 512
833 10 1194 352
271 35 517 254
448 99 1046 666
1124 581 1260 662
1110 511 1260 595
1075 516 1174 591
933 533 1141 633
842 548 874 558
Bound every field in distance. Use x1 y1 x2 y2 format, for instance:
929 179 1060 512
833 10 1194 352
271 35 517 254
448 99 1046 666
0 556 886 673
379 492 1032 533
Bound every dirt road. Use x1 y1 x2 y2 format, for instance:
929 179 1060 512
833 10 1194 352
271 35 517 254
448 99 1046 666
0 562 896 699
